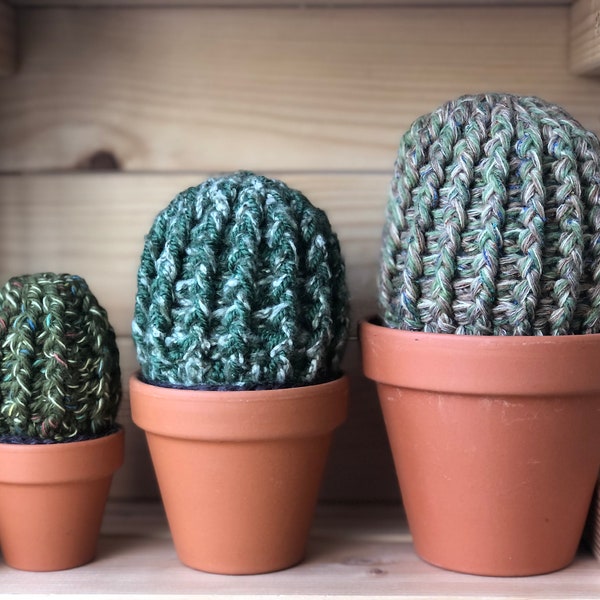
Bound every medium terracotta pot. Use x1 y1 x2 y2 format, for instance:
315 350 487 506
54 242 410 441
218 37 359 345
360 319 600 577
129 373 348 574
0 428 124 571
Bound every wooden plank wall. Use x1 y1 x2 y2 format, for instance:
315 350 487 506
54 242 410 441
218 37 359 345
0 4 599 502
570 0 600 75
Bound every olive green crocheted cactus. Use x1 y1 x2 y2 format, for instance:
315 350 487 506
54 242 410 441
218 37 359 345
379 93 600 335
0 273 121 443
133 171 349 389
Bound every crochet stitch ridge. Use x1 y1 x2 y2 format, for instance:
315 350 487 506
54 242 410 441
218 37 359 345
0 273 121 443
379 92 600 335
133 170 349 389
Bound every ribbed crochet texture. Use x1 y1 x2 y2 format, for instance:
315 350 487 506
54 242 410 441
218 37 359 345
133 171 349 389
379 93 600 335
0 273 121 443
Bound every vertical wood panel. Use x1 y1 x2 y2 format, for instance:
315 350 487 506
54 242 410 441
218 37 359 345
0 2 15 75
570 0 600 74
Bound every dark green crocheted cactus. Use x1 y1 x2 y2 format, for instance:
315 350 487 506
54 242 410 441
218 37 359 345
133 171 349 389
0 273 121 443
379 93 600 335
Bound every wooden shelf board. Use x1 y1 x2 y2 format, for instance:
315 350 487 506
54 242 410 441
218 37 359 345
1 503 598 598
3 6 599 174
6 1 574 7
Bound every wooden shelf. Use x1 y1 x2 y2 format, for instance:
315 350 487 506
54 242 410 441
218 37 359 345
1 503 598 599
1 1 599 598
5 1 575 6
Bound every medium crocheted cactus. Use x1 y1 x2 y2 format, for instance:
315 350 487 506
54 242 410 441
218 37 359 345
379 93 600 335
0 273 121 443
133 171 349 389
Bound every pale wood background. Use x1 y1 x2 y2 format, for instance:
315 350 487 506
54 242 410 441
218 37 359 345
0 2 599 502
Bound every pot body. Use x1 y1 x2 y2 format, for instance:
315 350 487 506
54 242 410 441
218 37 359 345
360 319 600 576
129 374 348 575
0 428 124 571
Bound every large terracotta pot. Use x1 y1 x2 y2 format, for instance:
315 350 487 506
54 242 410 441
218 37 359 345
0 428 124 571
360 319 600 576
130 373 348 575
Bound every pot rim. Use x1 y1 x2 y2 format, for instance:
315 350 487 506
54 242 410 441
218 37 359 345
129 373 349 441
0 428 125 484
360 318 600 396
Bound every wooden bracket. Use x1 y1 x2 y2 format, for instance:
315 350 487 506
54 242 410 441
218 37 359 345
0 1 16 75
570 0 600 75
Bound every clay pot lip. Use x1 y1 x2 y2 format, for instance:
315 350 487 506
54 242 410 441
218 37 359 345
130 372 347 402
360 317 600 396
129 372 349 441
0 427 125 484
360 316 600 347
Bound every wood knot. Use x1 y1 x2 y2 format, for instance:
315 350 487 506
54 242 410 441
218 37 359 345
78 150 121 171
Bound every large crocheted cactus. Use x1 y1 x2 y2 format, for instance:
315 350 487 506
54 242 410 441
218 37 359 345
379 93 600 335
133 171 349 389
0 273 121 443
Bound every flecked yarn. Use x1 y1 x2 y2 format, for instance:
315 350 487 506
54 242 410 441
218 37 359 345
379 93 600 335
133 170 349 389
0 273 121 443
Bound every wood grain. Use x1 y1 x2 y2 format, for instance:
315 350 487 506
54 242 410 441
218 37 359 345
570 0 600 74
1 6 599 172
1 503 598 598
0 2 599 594
0 1 15 76
0 172 387 336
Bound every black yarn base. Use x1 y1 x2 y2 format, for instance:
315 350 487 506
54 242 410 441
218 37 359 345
140 373 336 392
0 425 121 445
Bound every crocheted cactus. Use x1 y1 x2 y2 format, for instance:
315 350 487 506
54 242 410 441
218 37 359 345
0 273 121 443
133 171 349 389
379 93 600 335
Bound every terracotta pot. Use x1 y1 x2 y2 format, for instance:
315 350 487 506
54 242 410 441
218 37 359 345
129 373 348 574
360 319 600 576
0 428 124 571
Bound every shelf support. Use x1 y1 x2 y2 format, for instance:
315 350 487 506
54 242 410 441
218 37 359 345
0 1 15 75
570 0 600 75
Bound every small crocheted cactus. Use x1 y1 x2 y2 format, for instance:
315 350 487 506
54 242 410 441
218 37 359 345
133 171 349 389
379 93 600 335
0 273 121 443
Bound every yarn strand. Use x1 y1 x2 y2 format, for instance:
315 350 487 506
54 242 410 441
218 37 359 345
133 171 349 389
0 274 121 443
380 93 600 336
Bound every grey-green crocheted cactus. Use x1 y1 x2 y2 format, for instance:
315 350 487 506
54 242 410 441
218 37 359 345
132 171 349 389
379 93 600 335
0 273 121 443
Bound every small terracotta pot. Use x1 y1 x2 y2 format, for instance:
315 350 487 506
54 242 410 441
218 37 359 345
360 319 600 577
0 428 124 571
130 373 348 574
